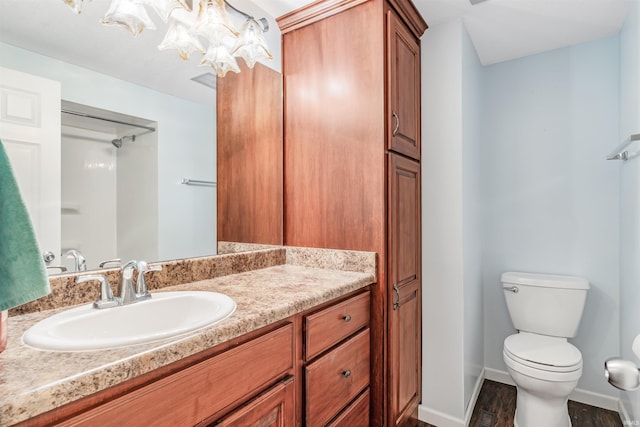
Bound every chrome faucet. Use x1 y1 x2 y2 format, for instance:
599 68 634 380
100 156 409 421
119 260 139 305
64 249 87 272
77 260 162 309
136 260 162 302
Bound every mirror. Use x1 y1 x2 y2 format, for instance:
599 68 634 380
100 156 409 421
0 0 284 273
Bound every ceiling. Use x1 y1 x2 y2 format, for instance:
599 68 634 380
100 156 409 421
267 0 632 65
437 0 632 65
0 0 633 107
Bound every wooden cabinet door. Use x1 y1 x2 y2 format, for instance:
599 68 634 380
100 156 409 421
387 10 421 160
387 153 421 426
214 377 295 427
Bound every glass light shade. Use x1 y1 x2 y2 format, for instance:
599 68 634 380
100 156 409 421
144 0 187 22
200 44 240 77
68 0 272 78
194 0 238 44
231 18 273 68
158 17 205 60
101 0 156 37
176 0 192 10
62 0 84 14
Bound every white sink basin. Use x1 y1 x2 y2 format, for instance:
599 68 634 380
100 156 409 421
23 291 236 352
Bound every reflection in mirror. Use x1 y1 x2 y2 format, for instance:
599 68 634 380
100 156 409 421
0 46 216 275
60 101 158 272
216 242 282 255
0 0 284 275
216 62 283 246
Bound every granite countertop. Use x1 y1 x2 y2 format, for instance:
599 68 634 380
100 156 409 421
0 249 376 426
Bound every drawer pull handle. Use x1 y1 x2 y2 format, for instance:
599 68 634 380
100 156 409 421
342 370 351 378
393 283 400 311
392 111 400 136
343 315 352 322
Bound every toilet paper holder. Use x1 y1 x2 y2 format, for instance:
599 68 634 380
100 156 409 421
604 357 640 391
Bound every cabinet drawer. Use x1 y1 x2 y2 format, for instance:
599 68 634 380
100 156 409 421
305 329 370 427
304 292 369 360
326 388 370 427
61 324 294 427
213 376 295 427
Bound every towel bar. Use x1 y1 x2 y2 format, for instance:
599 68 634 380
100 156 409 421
607 134 640 161
181 179 216 187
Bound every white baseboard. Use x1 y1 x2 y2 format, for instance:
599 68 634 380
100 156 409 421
571 387 619 412
418 369 485 427
418 405 466 427
464 369 486 425
418 367 621 426
484 367 515 386
618 398 632 426
485 367 619 412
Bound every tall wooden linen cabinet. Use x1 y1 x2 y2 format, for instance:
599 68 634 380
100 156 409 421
278 1 426 426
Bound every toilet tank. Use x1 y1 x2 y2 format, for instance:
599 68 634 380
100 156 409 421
502 272 589 338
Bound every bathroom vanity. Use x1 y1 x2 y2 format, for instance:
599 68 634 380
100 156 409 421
0 247 375 426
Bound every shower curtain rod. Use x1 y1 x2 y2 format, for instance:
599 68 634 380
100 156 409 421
61 109 156 133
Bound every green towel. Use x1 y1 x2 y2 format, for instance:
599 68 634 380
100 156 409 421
0 140 50 311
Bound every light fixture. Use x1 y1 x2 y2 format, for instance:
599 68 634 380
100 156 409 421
61 0 273 77
232 17 273 68
100 0 156 37
158 16 205 60
63 0 83 14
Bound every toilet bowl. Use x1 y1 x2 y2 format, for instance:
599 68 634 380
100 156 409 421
503 332 583 427
501 272 589 427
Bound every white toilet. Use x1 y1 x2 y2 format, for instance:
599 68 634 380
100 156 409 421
502 272 589 427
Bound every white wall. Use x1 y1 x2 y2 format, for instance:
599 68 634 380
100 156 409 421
421 19 465 424
61 126 117 271
0 41 216 263
619 0 640 421
116 131 159 264
480 36 621 399
461 23 484 414
420 19 484 426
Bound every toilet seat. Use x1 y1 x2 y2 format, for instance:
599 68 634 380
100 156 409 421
504 350 582 383
503 333 582 381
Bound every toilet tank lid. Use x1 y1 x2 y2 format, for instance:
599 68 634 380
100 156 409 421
501 272 589 290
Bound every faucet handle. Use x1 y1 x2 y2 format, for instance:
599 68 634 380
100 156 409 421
64 249 87 272
77 274 118 309
99 258 122 268
137 261 162 273
46 265 67 274
136 261 162 299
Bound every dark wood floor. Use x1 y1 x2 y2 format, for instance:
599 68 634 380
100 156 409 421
399 415 436 427
405 380 622 427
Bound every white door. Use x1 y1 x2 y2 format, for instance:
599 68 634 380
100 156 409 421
0 66 61 264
